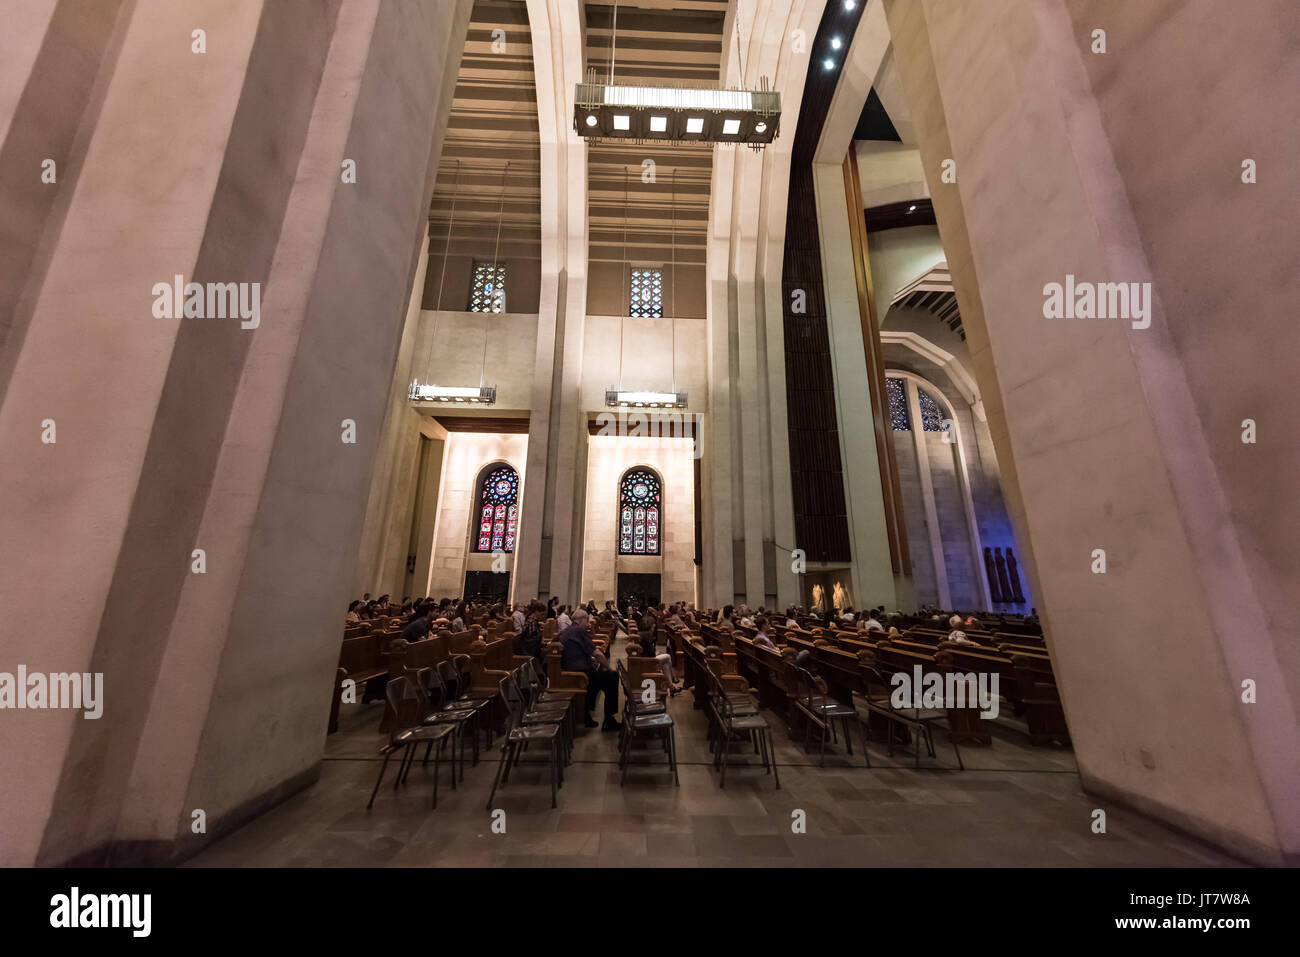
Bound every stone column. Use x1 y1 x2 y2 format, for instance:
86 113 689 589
0 0 473 866
885 0 1299 863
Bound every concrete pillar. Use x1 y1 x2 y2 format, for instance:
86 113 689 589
0 0 473 866
885 0 1299 863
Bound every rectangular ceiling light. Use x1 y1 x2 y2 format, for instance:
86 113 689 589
575 81 780 146
409 381 497 404
605 389 688 409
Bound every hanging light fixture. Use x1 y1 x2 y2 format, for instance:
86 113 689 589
575 0 780 147
409 161 507 406
606 169 687 412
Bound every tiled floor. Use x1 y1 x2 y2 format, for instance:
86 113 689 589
189 638 1240 868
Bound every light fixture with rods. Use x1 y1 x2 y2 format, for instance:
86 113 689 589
410 161 505 407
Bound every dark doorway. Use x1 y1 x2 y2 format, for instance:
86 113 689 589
464 570 509 604
617 573 661 612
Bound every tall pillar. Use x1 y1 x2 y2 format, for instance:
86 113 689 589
0 0 473 866
518 0 587 603
885 0 1299 863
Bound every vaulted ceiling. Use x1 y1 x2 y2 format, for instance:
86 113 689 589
427 1 731 278
428 0 542 268
583 0 728 267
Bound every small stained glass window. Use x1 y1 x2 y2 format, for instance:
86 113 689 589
473 465 519 552
470 262 506 313
629 267 663 318
618 468 662 555
887 377 910 431
917 387 944 432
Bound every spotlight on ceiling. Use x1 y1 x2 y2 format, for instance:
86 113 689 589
823 58 836 71
575 79 780 146
908 205 917 212
844 0 857 10
831 36 842 50
605 390 688 409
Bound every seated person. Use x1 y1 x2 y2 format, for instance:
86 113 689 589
559 609 620 731
628 641 684 696
346 600 362 624
752 616 779 651
400 604 436 641
718 604 737 636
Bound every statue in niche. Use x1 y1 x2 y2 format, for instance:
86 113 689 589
984 547 1004 603
994 548 1013 606
832 581 849 613
811 584 826 614
1006 547 1026 603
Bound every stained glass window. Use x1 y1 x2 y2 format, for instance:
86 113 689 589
618 468 662 555
473 465 519 553
470 262 506 313
629 267 663 318
886 377 910 431
917 387 944 432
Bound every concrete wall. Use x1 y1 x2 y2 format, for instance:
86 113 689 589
422 253 542 315
427 432 528 599
410 309 539 411
586 261 706 320
580 435 698 607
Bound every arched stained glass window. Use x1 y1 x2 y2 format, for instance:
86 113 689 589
917 387 944 432
473 464 519 553
618 468 662 555
886 377 911 431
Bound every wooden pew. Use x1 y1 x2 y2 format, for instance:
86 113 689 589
329 633 388 734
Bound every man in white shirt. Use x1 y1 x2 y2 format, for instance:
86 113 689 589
860 614 884 634
512 604 526 635
556 605 573 632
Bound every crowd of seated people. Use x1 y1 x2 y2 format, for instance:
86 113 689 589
342 589 1044 739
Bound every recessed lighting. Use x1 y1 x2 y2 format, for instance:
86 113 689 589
613 114 630 130
649 115 667 132
823 58 835 71
722 118 741 135
585 114 597 127
844 0 856 10
908 204 917 212
755 121 767 133
831 36 842 49
686 117 704 133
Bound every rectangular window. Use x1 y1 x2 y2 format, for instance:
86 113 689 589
629 266 663 318
470 261 506 313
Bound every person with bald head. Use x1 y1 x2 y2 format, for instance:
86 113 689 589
560 608 620 731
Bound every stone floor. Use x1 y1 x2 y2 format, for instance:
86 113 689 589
189 638 1240 868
